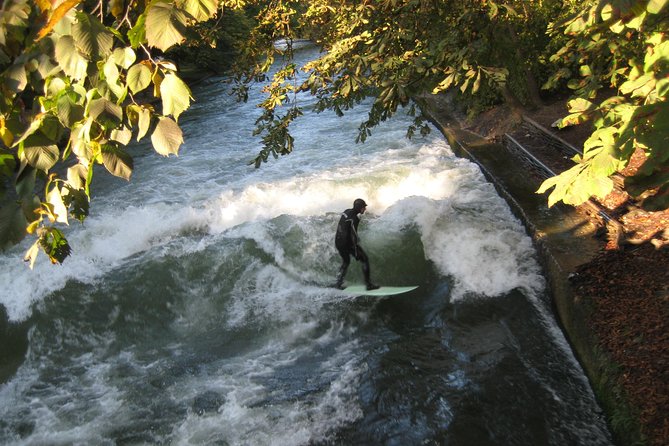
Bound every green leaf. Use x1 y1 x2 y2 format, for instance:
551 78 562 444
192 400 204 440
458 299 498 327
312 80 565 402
127 63 152 93
39 115 62 142
103 58 120 84
72 12 113 59
137 107 151 141
13 117 44 148
22 144 59 171
181 0 218 21
160 73 192 120
35 54 61 80
567 97 593 113
537 164 589 207
150 116 183 156
4 63 27 92
45 77 64 98
583 171 613 200
146 0 188 52
55 35 88 80
61 186 89 223
110 126 132 145
656 78 669 97
102 59 127 101
38 227 72 264
128 13 147 48
557 112 589 128
57 93 85 127
88 97 122 126
619 73 653 95
590 150 621 178
0 152 16 177
69 123 93 161
67 163 88 190
101 144 133 180
112 47 136 69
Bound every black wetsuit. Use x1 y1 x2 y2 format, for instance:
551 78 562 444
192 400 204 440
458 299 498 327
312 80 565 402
334 208 372 288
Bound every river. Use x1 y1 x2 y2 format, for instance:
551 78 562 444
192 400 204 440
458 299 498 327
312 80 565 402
0 45 612 445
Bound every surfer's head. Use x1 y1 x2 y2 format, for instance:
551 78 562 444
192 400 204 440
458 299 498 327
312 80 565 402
353 198 367 213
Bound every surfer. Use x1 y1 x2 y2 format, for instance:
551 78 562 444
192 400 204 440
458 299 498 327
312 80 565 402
334 198 379 290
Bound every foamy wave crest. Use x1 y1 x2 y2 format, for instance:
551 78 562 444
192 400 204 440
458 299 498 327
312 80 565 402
0 203 207 321
207 141 461 233
377 194 544 300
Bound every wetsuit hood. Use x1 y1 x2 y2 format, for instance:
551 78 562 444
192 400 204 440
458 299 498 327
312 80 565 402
353 198 367 212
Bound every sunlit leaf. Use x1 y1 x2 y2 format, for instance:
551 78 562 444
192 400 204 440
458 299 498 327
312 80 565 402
557 112 590 128
103 58 120 84
137 106 152 141
88 97 122 126
36 0 81 41
151 116 183 156
146 0 188 52
101 144 133 180
0 121 14 147
47 186 69 224
57 92 85 127
127 62 153 93
4 63 27 92
54 35 88 80
72 12 113 58
112 47 136 69
23 241 40 269
67 163 88 190
568 97 593 113
110 126 132 145
620 73 654 95
160 73 192 120
181 0 219 21
21 144 59 171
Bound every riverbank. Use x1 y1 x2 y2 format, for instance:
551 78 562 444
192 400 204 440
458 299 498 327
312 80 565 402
418 95 668 446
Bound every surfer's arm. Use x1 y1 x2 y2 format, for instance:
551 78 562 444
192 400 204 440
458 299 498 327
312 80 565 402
348 220 360 257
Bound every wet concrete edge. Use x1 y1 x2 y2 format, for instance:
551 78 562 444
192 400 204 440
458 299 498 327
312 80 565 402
417 97 640 445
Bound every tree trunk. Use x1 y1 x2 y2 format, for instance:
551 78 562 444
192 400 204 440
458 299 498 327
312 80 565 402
498 82 524 117
505 24 544 109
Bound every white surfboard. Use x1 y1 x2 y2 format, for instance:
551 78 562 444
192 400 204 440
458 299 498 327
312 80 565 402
341 285 418 296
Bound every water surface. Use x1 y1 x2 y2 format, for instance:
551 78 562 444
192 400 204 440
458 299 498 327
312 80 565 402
0 45 612 445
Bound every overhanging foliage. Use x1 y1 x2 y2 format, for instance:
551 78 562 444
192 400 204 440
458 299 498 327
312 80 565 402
0 0 667 266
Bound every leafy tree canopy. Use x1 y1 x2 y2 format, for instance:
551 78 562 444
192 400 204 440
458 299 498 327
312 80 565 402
0 0 667 266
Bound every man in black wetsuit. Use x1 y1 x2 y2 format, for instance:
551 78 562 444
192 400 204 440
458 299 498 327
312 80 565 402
334 198 379 290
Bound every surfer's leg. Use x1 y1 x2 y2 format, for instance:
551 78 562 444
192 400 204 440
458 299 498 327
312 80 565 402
356 247 379 290
335 249 350 289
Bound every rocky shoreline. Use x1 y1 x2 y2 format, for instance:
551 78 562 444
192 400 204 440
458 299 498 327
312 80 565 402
418 95 668 446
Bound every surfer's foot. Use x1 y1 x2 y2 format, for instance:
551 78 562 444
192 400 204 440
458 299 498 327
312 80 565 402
366 283 380 291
